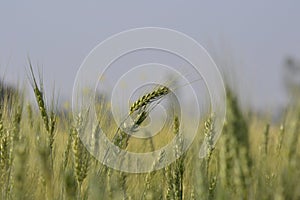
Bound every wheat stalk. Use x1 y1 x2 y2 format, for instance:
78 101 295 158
72 114 90 192
141 150 165 200
172 116 185 200
28 62 49 133
28 61 57 168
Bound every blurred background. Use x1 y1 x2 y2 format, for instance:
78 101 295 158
0 1 299 118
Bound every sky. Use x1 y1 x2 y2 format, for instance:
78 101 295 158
0 1 299 113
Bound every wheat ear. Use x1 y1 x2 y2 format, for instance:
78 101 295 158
130 86 170 114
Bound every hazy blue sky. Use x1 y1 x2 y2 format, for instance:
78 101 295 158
0 1 299 112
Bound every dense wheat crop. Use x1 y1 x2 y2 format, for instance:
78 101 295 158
0 69 299 200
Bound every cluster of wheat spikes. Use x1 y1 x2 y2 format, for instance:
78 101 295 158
0 64 300 199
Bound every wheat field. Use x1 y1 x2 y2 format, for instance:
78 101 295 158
0 67 299 200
